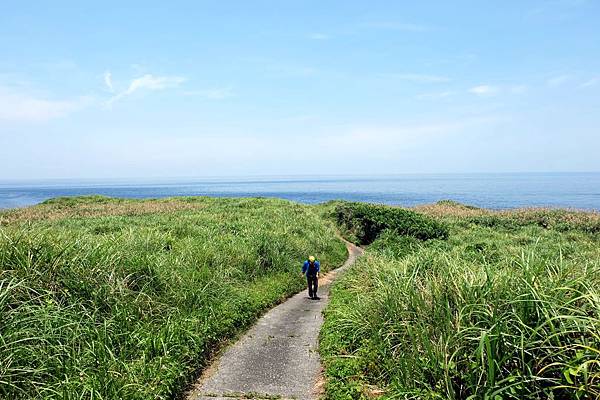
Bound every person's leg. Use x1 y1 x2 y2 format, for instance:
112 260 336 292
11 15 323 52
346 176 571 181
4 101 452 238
308 275 318 298
313 277 319 298
306 275 313 298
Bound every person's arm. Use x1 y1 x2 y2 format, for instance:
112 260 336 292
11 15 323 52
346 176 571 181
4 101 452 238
301 261 308 276
316 261 320 277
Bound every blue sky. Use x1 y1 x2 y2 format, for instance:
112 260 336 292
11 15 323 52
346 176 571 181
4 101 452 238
1 1 599 179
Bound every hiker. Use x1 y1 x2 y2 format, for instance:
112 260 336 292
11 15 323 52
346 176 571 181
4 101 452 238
302 255 320 299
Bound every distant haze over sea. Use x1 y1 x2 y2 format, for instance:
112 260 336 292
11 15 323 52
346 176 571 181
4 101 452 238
0 173 598 211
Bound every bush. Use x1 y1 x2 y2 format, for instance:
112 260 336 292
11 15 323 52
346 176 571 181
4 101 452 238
334 202 449 244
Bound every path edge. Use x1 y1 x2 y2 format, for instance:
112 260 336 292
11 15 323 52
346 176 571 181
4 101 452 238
181 237 362 400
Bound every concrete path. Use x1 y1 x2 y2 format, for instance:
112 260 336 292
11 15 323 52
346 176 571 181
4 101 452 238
186 241 363 400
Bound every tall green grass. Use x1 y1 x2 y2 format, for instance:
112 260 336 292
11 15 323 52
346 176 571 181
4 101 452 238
320 206 600 399
0 196 347 399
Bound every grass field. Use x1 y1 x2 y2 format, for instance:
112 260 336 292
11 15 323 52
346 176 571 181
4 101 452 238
320 201 600 399
0 196 347 399
3 197 598 399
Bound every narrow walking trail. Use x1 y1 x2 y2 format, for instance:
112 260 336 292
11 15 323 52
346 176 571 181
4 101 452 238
186 240 363 400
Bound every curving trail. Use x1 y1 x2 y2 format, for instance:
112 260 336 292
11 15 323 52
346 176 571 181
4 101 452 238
186 240 363 400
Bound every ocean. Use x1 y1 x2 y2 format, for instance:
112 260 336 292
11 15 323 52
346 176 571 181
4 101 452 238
0 173 599 211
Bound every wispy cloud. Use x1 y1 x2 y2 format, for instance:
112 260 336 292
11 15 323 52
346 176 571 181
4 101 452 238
183 86 234 99
308 33 330 40
103 71 114 92
581 77 599 88
547 74 571 87
468 85 499 96
107 74 185 106
382 73 450 83
0 86 90 122
466 84 527 97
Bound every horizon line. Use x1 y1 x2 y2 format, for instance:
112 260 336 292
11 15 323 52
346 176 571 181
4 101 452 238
1 170 599 184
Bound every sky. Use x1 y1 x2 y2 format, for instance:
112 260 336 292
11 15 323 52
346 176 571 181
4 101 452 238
1 0 599 180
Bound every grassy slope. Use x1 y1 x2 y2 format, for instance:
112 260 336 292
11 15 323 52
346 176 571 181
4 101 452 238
320 202 600 399
0 196 347 399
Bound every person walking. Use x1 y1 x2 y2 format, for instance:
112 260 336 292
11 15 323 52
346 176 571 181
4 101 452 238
302 255 320 300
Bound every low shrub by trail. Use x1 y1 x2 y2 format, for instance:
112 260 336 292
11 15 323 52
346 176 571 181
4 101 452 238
321 203 600 399
333 202 449 244
0 196 347 399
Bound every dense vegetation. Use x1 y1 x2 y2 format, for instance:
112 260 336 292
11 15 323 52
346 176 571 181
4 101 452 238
3 196 598 399
0 196 347 399
333 202 449 244
320 201 600 399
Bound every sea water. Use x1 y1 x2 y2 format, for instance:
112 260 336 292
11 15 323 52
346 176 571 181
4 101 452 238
0 173 598 211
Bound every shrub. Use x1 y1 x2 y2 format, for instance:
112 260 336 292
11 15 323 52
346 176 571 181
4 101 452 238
334 202 449 244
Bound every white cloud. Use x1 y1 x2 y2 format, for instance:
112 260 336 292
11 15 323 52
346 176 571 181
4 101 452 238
103 71 114 92
107 74 186 106
581 77 599 87
0 86 90 122
466 84 526 97
183 87 234 99
308 33 330 40
547 75 570 87
469 85 499 96
382 73 450 83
